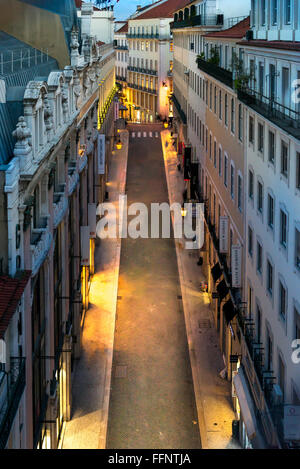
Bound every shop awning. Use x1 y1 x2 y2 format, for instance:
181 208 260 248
233 368 257 441
216 279 228 301
211 262 222 283
223 298 236 324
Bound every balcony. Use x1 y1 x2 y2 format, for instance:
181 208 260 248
171 94 187 124
0 358 26 449
116 75 127 82
31 220 52 276
237 88 300 141
127 66 157 76
127 82 157 95
197 57 233 88
170 14 224 29
114 45 128 50
127 33 159 39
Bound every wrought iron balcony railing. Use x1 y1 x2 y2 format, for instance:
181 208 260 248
196 58 233 88
237 87 300 141
171 94 187 124
170 14 224 29
0 357 26 449
127 32 159 39
127 82 157 95
127 66 157 76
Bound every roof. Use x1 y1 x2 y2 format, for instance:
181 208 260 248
204 16 250 39
75 0 100 11
117 22 128 34
134 0 191 20
0 31 58 165
237 39 300 52
0 271 31 339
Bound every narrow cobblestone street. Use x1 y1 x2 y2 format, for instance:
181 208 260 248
106 124 201 449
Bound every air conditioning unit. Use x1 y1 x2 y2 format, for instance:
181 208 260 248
272 384 283 406
245 29 254 41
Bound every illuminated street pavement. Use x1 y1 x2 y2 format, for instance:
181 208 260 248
106 124 201 449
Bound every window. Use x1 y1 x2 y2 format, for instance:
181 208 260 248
266 330 273 371
285 0 291 24
225 94 228 126
256 304 261 342
219 90 222 120
268 131 275 164
230 164 235 199
272 0 278 24
249 169 254 199
258 123 264 153
297 152 300 189
295 228 300 270
261 0 266 25
295 308 300 340
209 134 212 159
280 209 288 248
238 175 242 211
224 154 228 187
214 141 217 167
249 116 254 143
238 104 243 141
267 193 274 228
278 353 285 400
257 180 263 214
279 281 287 321
214 86 217 113
248 226 253 257
209 83 212 109
218 148 222 177
257 241 263 274
281 141 288 177
267 259 273 295
231 98 235 133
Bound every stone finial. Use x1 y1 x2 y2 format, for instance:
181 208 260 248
12 117 31 148
12 117 32 171
70 26 80 67
44 95 53 132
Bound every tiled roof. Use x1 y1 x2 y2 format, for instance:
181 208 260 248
237 39 300 51
134 0 192 20
204 16 250 39
0 271 31 339
117 22 128 34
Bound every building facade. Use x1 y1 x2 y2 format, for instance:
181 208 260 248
172 0 300 449
0 0 116 449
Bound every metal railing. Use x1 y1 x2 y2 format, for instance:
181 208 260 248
127 65 157 76
116 75 127 82
0 357 26 449
127 82 157 95
237 87 300 140
171 94 187 124
197 58 233 88
127 32 159 39
171 14 224 29
0 47 49 75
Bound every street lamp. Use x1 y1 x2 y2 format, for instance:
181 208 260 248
181 205 187 217
163 119 168 129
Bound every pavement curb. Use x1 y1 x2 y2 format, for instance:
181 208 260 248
160 130 208 449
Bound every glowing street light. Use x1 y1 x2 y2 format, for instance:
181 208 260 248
116 138 123 150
